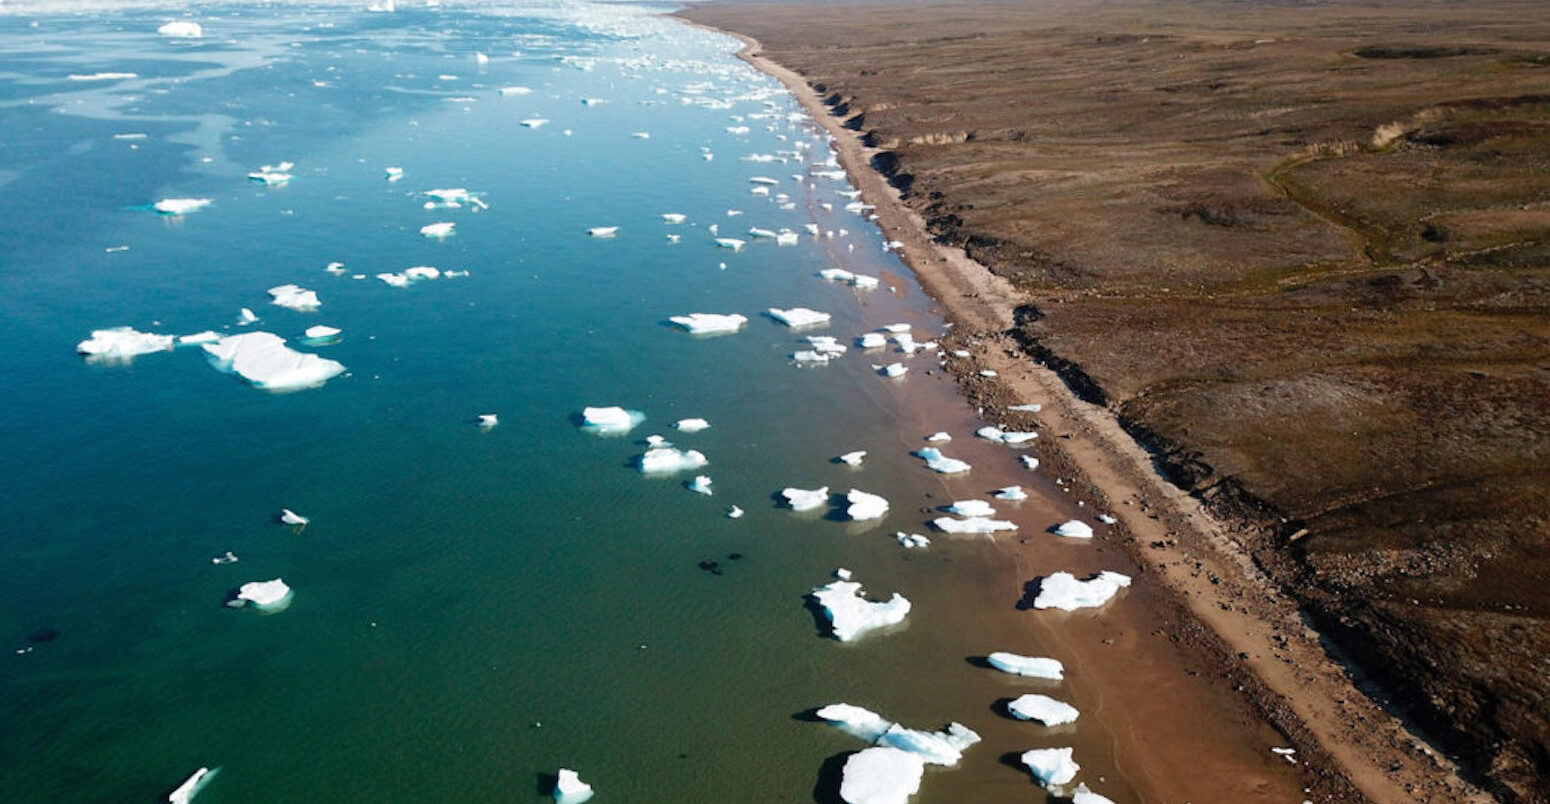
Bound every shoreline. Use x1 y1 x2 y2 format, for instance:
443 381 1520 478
695 20 1493 804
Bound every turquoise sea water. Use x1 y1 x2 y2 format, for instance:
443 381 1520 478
0 3 1180 802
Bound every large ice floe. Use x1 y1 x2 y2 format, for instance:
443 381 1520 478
552 769 594 804
836 747 924 804
1033 571 1132 611
154 198 211 215
268 284 320 311
76 327 174 362
669 313 747 334
166 766 214 803
845 489 889 521
987 651 1064 680
1021 747 1080 790
815 703 982 766
913 448 971 474
234 578 292 611
809 572 910 641
781 486 830 512
637 447 708 474
202 332 345 391
1008 694 1080 726
766 307 830 328
579 406 643 435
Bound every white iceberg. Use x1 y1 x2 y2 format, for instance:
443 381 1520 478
237 308 258 325
877 722 981 766
776 231 800 246
748 227 777 239
157 20 203 38
687 475 713 495
993 486 1028 501
806 336 846 356
420 222 455 238
809 576 910 642
816 703 893 742
766 307 830 328
202 332 345 391
674 418 710 433
857 333 887 349
914 448 970 474
303 325 340 341
932 516 1016 534
986 651 1064 680
879 362 907 378
279 509 309 527
1008 694 1080 726
896 532 930 549
726 505 744 519
850 273 879 289
837 450 866 466
819 268 856 283
235 578 292 610
782 487 829 511
845 489 889 521
248 170 291 185
661 213 687 224
76 327 174 361
714 237 745 251
588 226 618 237
669 313 747 334
925 432 952 443
1033 571 1132 611
477 413 498 429
178 331 221 346
1021 747 1079 789
424 188 483 208
882 323 912 333
552 769 593 804
579 406 642 434
637 447 707 474
405 266 440 281
838 747 924 804
977 425 1037 445
1053 520 1094 539
268 284 320 311
945 500 995 517
154 198 211 215
1021 455 1041 471
166 766 213 803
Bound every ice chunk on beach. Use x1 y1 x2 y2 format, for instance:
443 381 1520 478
782 486 830 511
1009 403 1043 413
838 747 924 804
1071 786 1116 804
268 284 320 311
896 532 930 549
945 500 995 518
687 475 713 495
809 575 910 641
977 426 1037 445
767 307 830 328
838 450 866 466
248 169 291 185
579 406 642 434
987 651 1064 680
1053 520 1094 539
1020 455 1041 471
879 363 907 378
77 327 174 361
1033 571 1132 611
552 769 594 804
674 418 710 433
1022 747 1079 790
857 333 887 349
202 332 345 391
994 486 1028 501
637 447 708 474
925 432 952 443
846 489 889 521
279 509 309 527
914 448 970 474
166 766 213 803
1009 694 1080 726
236 578 291 610
154 198 211 215
158 20 202 38
420 222 455 238
1097 514 1118 525
588 226 618 238
933 516 1016 534
669 313 747 334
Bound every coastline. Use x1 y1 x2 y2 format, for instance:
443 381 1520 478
691 20 1494 804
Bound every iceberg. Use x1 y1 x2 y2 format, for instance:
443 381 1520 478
806 336 847 356
420 222 455 238
945 500 995 518
1072 786 1116 804
154 198 211 215
268 284 320 311
1053 520 1094 539
857 333 887 349
914 448 971 474
726 505 744 519
477 413 498 429
687 475 713 495
808 575 910 641
766 307 830 328
877 722 981 766
637 447 708 474
669 313 747 334
837 747 924 804
986 651 1064 680
1008 694 1080 726
781 486 829 512
384 166 404 181
248 170 291 185
1033 571 1133 611
1021 747 1079 789
202 333 345 391
424 188 482 208
879 363 907 378
925 432 951 443
579 406 642 434
674 418 710 433
279 509 309 527
851 273 880 289
932 517 1016 534
977 426 1037 445
896 532 930 549
552 769 593 804
303 325 341 341
748 227 777 239
235 578 292 610
714 238 746 251
587 226 618 237
993 486 1028 501
166 766 213 803
837 450 866 466
882 323 912 333
404 266 440 281
157 20 203 38
76 327 174 361
845 489 889 521
816 703 893 742
776 231 800 246
520 118 550 128
69 72 139 81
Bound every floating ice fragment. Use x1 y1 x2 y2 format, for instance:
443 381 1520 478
587 226 618 238
202 333 345 391
993 486 1028 501
477 413 498 429
661 213 687 224
302 326 340 342
846 489 889 521
727 505 744 519
178 331 220 346
520 118 550 128
499 86 532 96
932 517 1016 534
268 284 320 311
236 578 292 610
879 363 907 378
781 486 829 512
325 262 347 274
987 651 1064 680
945 500 995 517
857 333 887 349
749 227 777 239
669 313 746 334
69 72 138 81
158 20 203 38
1008 694 1080 726
838 747 923 804
76 327 174 361
976 426 1037 445
1053 520 1094 539
420 222 455 238
837 451 866 466
851 273 879 289
809 575 910 641
1022 747 1079 790
237 308 258 325
776 231 800 246
882 323 912 334
474 51 488 66
279 509 309 527
580 406 643 435
896 532 930 549
674 418 710 433
424 188 482 208
877 721 981 766
552 769 593 804
154 198 211 215
914 447 971 474
714 238 745 251
637 447 707 474
816 703 892 742
631 131 650 139
166 766 213 803
925 432 951 443
819 268 856 283
248 169 291 185
766 307 830 328
687 475 713 495
1033 571 1132 611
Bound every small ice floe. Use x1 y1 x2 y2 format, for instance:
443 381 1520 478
883 239 905 252
766 307 830 328
154 198 211 215
211 551 239 565
477 413 498 429
857 332 887 349
925 432 951 443
838 747 923 804
499 86 533 96
474 51 489 66
726 125 750 135
325 262 347 275
882 323 912 334
203 332 345 391
1053 520 1094 539
302 325 340 345
279 509 309 528
1033 571 1132 611
1020 455 1041 471
1009 403 1043 413
520 118 550 128
669 313 746 334
157 20 203 38
933 517 1016 534
384 166 404 181
914 448 971 474
552 768 594 804
166 766 214 803
945 500 995 518
837 451 867 466
1021 747 1079 790
234 578 292 611
749 227 777 239
1008 694 1080 726
781 486 830 512
420 222 455 238
687 475 713 495
846 489 889 521
637 447 708 474
776 231 800 246
806 336 847 358
815 703 981 765
804 223 820 235
1097 514 1118 525
662 213 687 224
726 505 744 519
987 651 1064 680
587 226 618 238
850 273 880 289
579 97 607 106
714 238 746 251
878 363 907 378
630 131 650 139
268 284 320 311
896 532 930 549
809 573 910 641
993 486 1028 501
976 426 1037 445
666 234 681 244
237 308 259 325
579 406 643 435
674 418 710 433
749 176 780 186
76 327 174 361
